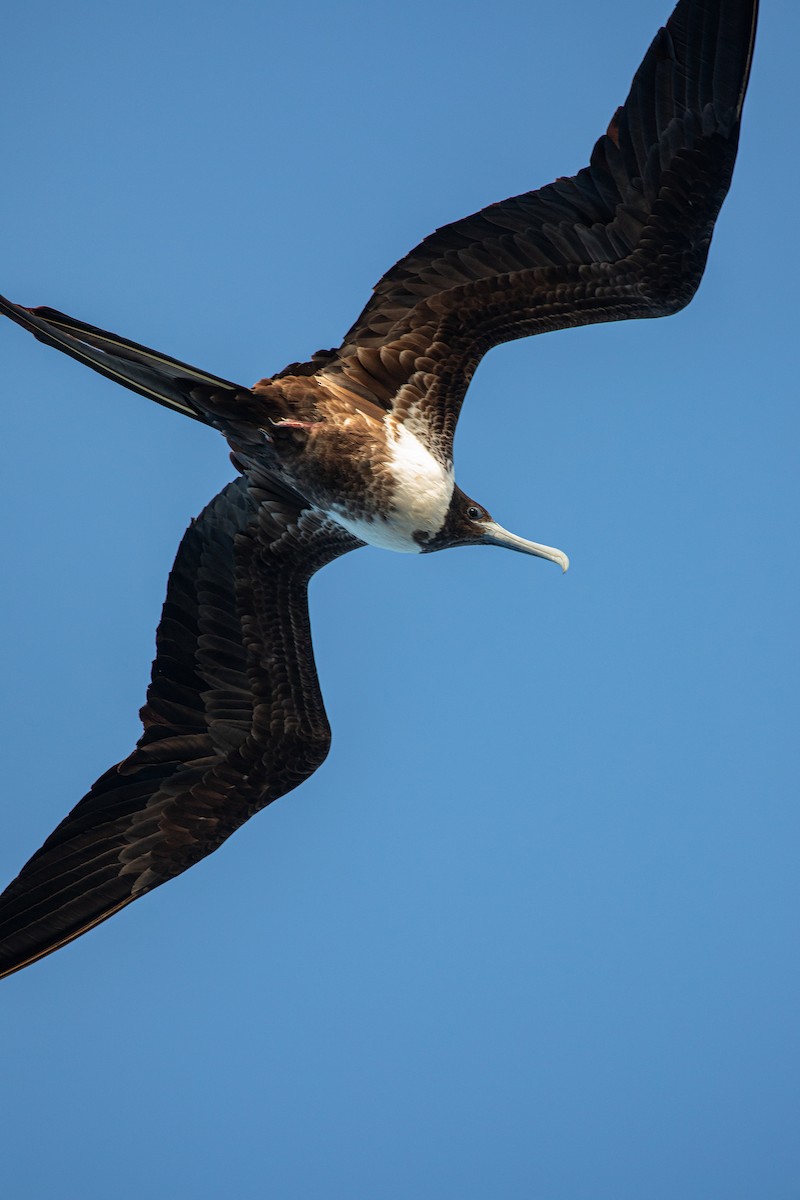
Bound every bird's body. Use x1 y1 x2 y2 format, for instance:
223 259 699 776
245 378 458 553
327 418 455 553
0 0 758 979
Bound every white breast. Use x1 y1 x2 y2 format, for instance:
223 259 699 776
333 421 454 553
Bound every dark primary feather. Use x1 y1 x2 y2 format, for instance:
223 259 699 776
0 0 758 978
0 479 362 979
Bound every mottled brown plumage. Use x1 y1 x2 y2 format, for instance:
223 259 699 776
0 0 758 979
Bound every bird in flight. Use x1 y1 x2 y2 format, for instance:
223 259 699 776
0 0 758 979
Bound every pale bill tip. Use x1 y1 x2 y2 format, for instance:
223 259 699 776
539 545 569 573
481 521 570 572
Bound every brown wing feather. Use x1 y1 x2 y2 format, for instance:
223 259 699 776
0 478 362 979
319 0 758 457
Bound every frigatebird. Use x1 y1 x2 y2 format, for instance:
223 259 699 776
0 0 758 979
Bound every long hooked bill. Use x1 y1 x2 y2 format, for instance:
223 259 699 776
480 520 569 573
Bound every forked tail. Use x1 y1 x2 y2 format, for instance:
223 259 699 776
0 294 247 425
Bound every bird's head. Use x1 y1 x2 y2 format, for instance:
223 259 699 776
419 486 569 571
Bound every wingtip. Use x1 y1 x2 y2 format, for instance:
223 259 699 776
0 895 137 982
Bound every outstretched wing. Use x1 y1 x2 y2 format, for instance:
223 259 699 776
318 0 758 458
0 477 362 979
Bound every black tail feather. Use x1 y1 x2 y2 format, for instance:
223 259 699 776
0 294 246 425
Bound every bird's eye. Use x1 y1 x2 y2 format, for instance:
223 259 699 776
466 505 483 521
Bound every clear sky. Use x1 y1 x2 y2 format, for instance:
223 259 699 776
1 2 797 1197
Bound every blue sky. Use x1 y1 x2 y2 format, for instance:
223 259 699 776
1 1 797 1197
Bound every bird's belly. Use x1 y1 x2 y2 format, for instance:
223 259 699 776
331 422 454 553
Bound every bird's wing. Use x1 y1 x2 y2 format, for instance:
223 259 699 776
0 476 363 980
0 294 256 427
316 0 758 460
